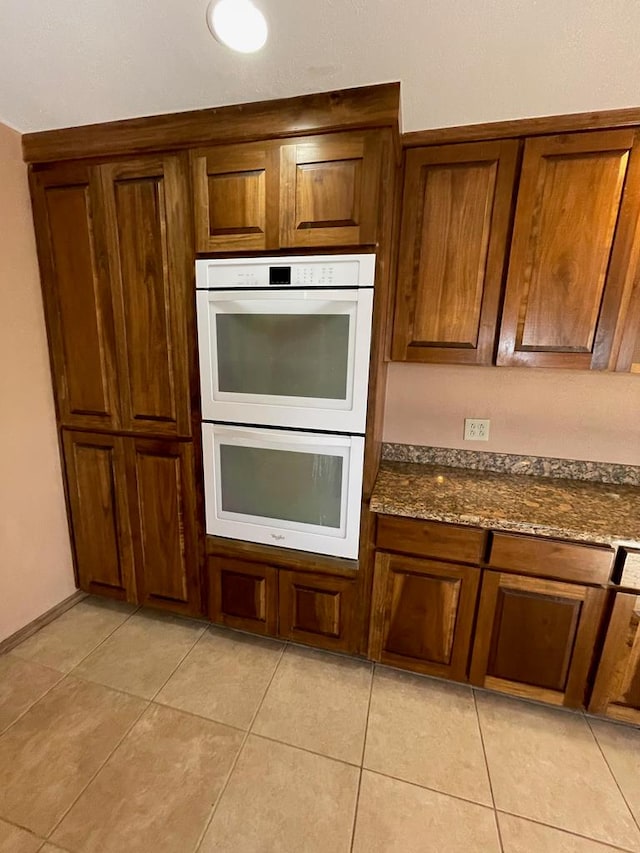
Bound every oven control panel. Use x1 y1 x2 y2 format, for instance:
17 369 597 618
196 253 376 289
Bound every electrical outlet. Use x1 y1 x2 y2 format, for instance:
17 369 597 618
464 418 490 441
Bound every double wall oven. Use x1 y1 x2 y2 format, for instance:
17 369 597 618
196 254 375 559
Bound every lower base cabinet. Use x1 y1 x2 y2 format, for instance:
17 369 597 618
62 430 202 616
469 571 607 708
208 556 278 636
589 591 640 724
368 552 480 681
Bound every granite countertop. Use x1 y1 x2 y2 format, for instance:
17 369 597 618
370 460 640 548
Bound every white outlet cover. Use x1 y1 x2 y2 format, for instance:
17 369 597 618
464 418 490 441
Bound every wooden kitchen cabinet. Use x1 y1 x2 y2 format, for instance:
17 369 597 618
589 591 640 724
207 555 278 636
62 431 202 616
31 154 194 438
470 571 607 708
392 140 519 364
369 552 480 680
278 570 358 652
191 131 382 253
497 129 640 369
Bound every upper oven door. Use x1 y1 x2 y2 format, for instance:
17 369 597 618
196 288 374 432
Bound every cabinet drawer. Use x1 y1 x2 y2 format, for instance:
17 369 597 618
487 533 614 584
377 515 485 564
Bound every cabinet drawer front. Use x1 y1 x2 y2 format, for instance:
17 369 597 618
279 570 357 653
377 515 485 564
208 556 278 636
487 533 613 584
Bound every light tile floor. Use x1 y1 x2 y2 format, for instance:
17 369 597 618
1 596 639 853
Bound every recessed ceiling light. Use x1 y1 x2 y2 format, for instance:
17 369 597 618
206 0 268 54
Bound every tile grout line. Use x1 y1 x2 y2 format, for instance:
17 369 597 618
147 620 210 704
192 640 289 853
364 766 497 812
494 808 639 853
584 716 640 838
349 660 375 853
472 689 504 853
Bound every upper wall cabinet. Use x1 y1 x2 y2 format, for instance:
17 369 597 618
31 155 194 437
497 129 640 369
191 131 383 253
392 141 519 364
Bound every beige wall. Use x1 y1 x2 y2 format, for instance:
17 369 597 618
0 121 75 642
384 363 640 465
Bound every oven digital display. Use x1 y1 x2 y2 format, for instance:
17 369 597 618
269 266 291 285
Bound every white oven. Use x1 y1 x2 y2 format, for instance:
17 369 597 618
202 423 364 559
196 254 375 433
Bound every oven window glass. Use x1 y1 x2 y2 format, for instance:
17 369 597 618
216 314 350 399
220 444 343 528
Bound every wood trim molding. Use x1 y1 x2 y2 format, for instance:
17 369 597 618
0 590 87 655
402 105 640 148
23 83 401 165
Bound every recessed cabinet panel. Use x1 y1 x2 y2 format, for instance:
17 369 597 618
392 140 518 364
498 130 640 368
192 143 272 252
369 553 480 681
128 439 201 615
589 593 640 724
102 158 192 436
208 556 278 636
280 134 381 247
32 167 118 429
62 431 134 601
279 570 357 652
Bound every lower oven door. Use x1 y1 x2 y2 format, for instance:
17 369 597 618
202 423 364 559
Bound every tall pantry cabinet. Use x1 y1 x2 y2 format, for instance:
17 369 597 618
30 154 202 616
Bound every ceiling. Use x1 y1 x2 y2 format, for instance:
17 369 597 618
2 0 640 134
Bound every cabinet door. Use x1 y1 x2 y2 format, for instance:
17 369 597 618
616 279 640 373
589 593 640 725
30 164 119 430
369 553 480 681
208 556 278 636
62 431 135 601
470 571 606 708
392 141 518 364
279 571 357 652
498 129 640 369
191 142 277 253
101 156 192 437
279 132 381 248
127 438 202 616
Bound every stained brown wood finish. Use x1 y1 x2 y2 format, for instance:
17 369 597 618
497 130 640 369
192 143 276 252
22 83 401 164
101 156 193 437
208 556 278 636
279 571 357 652
127 439 201 616
30 164 119 430
487 533 614 584
369 552 480 680
589 592 640 724
470 571 607 708
62 431 135 601
392 141 518 364
377 515 485 564
279 133 381 247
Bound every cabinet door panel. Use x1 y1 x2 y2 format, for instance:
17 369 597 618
589 593 640 724
128 439 201 616
208 556 278 636
192 143 276 252
31 165 119 429
393 141 518 364
62 431 135 601
102 157 192 436
280 133 381 247
470 572 606 707
279 570 357 652
498 130 640 369
369 553 480 680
